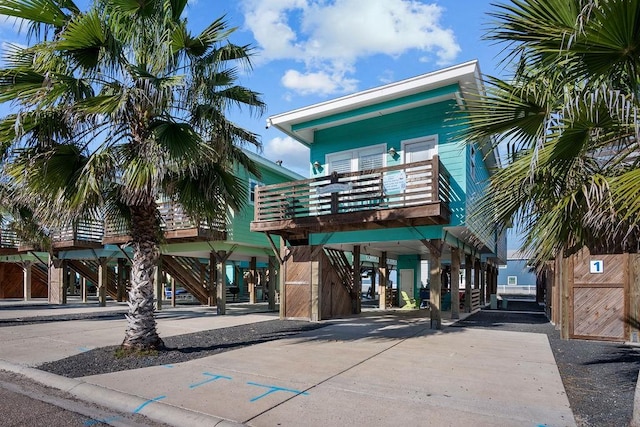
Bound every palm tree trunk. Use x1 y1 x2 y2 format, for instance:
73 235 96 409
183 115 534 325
122 203 163 350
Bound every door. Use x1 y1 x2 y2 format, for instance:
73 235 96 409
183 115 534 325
399 269 414 307
402 136 438 204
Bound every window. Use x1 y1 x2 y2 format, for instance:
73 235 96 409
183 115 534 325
249 179 263 204
325 144 386 174
507 276 517 286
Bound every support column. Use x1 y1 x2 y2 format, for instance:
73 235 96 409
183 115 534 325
352 245 361 314
279 239 287 318
81 277 88 303
429 243 442 329
474 259 481 290
23 262 32 302
98 258 108 307
480 262 487 306
208 252 216 307
117 258 126 302
268 256 277 311
485 262 492 303
248 257 257 304
465 254 472 313
216 251 227 315
171 277 176 307
450 248 460 319
48 257 66 305
378 252 388 309
310 248 321 321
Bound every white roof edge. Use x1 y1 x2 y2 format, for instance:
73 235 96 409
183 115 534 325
243 149 305 180
268 60 481 127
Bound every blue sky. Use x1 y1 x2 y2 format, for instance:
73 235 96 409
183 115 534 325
0 0 522 247
0 0 509 177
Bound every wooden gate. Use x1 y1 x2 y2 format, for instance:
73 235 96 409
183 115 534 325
570 252 628 341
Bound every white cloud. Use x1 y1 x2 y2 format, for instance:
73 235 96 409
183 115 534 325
281 69 357 96
263 136 310 177
241 0 460 96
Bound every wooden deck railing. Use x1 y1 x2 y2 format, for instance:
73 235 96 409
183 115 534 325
0 220 19 249
50 218 104 244
104 200 226 240
254 156 450 223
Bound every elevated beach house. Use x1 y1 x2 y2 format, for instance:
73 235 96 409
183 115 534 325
251 60 506 327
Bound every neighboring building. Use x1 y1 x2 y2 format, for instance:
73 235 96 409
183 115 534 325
497 250 537 295
0 150 302 314
251 60 506 325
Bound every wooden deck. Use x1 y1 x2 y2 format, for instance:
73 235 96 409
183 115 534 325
250 156 451 239
104 201 226 244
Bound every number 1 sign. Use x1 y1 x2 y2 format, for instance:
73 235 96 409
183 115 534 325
589 260 604 274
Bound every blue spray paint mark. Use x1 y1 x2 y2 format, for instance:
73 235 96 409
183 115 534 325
78 347 92 353
162 364 174 368
132 395 166 414
189 372 232 389
246 382 309 402
84 416 121 426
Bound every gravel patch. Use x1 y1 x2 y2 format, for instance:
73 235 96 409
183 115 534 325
452 300 640 427
38 319 326 378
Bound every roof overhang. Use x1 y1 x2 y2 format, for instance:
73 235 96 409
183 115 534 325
267 60 483 147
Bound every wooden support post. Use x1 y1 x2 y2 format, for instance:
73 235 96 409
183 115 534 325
378 252 388 309
62 263 69 305
154 259 162 311
81 277 88 303
450 248 460 319
429 244 442 329
279 239 287 319
23 262 32 302
268 256 277 311
199 261 206 301
485 263 492 303
353 245 361 314
474 259 481 290
208 252 216 307
561 255 571 339
97 258 108 307
216 251 227 315
117 258 126 302
249 257 257 304
171 277 176 307
465 254 472 313
310 248 321 321
480 262 486 306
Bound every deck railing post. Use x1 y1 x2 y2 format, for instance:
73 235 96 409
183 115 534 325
432 154 440 203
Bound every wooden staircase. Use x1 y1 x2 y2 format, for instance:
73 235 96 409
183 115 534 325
66 260 119 299
161 255 210 305
324 248 356 298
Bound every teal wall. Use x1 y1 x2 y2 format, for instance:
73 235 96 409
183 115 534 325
228 162 292 247
465 142 495 250
310 99 467 228
398 254 421 298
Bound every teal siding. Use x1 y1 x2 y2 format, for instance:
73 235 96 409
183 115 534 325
310 226 443 245
309 98 468 242
228 163 292 247
465 142 495 250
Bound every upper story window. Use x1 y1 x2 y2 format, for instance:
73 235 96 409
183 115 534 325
401 135 438 164
325 144 385 174
249 179 263 204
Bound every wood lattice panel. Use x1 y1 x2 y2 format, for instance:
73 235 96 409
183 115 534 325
573 287 624 340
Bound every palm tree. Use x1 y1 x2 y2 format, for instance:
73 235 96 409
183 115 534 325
461 0 640 266
0 0 265 350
